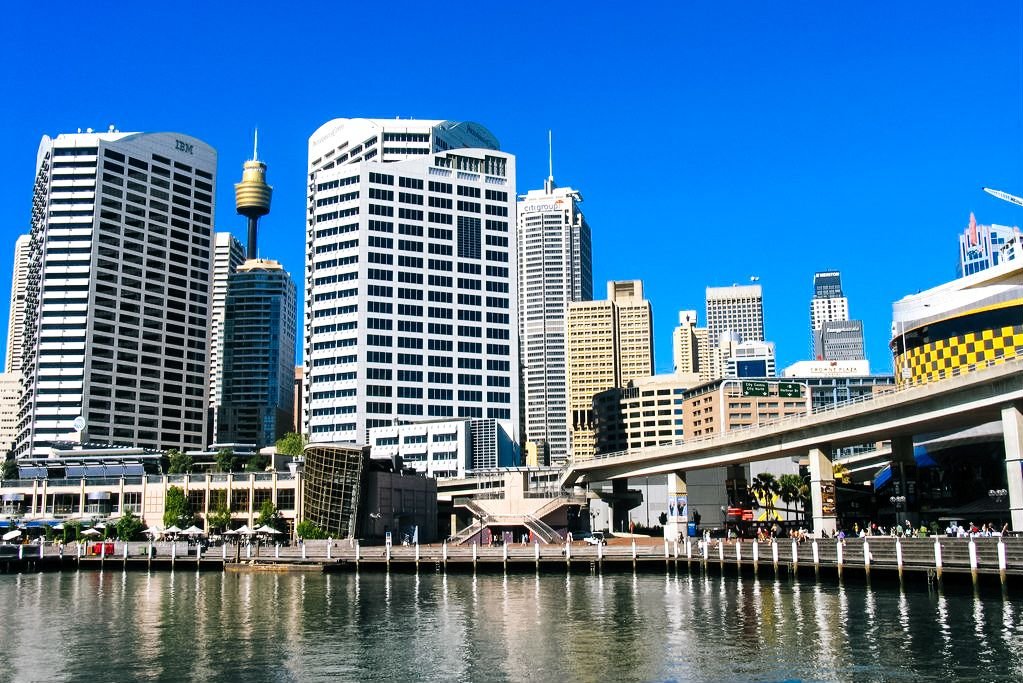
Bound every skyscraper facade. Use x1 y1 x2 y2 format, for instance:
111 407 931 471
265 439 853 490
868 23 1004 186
217 259 297 448
517 176 592 465
809 270 865 360
304 118 519 445
15 130 216 456
706 284 764 347
957 213 1020 277
566 280 653 462
208 232 245 437
5 234 31 374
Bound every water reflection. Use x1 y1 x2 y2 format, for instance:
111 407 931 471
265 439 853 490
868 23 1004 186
1 570 1022 681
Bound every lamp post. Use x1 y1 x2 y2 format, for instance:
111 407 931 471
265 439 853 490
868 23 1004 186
890 495 906 524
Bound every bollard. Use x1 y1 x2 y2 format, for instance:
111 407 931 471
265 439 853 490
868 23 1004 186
674 540 679 559
302 544 307 560
275 544 280 559
791 540 798 568
836 540 844 569
416 542 421 566
19 545 24 560
472 542 477 565
895 539 903 577
40 542 45 560
686 539 692 560
443 541 448 564
718 541 724 563
245 544 250 559
355 541 360 564
632 539 637 560
123 542 128 561
736 541 742 564
77 543 82 559
664 540 670 559
968 539 978 572
566 540 572 562
597 539 603 563
534 541 540 566
752 540 759 567
197 545 202 561
327 543 332 560
998 540 1007 573
501 542 505 565
863 540 870 572
771 541 779 568
173 542 178 561
101 542 106 560
386 543 391 565
221 544 227 560
812 541 819 567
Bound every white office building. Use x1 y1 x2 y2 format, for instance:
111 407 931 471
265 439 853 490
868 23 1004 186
14 130 216 456
208 232 245 436
706 284 764 347
368 417 517 479
304 118 519 445
6 234 31 374
517 175 592 465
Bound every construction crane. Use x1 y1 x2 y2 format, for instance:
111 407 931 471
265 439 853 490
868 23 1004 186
982 187 1023 208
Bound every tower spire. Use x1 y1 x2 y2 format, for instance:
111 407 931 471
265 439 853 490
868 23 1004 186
235 131 272 260
545 130 555 193
253 127 259 161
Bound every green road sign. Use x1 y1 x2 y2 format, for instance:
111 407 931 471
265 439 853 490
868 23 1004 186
741 381 769 397
777 382 802 398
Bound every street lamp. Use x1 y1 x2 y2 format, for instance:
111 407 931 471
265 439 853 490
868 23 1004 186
889 495 906 515
989 488 1008 504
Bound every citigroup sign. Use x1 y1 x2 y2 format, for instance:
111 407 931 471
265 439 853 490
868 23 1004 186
522 199 566 213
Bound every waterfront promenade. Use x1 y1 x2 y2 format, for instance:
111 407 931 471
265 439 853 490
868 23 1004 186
4 536 1023 588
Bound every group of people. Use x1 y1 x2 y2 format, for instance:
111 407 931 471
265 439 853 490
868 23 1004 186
834 520 1010 540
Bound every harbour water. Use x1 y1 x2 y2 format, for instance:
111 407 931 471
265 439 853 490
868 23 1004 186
1 570 1021 682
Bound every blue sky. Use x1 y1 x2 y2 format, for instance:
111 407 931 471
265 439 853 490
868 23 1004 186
1 3 1021 374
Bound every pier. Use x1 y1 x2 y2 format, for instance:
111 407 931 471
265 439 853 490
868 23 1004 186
4 537 1023 588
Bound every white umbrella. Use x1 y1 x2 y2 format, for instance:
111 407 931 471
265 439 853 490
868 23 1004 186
81 528 101 537
255 525 281 535
222 528 239 536
2 529 21 541
183 525 205 536
235 524 254 535
143 525 162 537
93 522 106 530
53 523 65 531
163 525 183 535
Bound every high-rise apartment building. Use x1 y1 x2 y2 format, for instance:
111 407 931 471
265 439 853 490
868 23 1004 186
706 284 764 348
304 118 518 445
217 259 297 448
517 174 592 465
15 130 216 456
5 234 31 374
566 280 653 461
672 310 710 378
208 232 245 437
0 372 21 458
809 271 865 360
957 213 1020 278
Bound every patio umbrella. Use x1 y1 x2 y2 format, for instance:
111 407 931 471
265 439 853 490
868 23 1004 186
255 525 281 535
2 529 21 541
163 525 183 535
235 524 254 535
81 528 101 537
143 526 161 538
183 525 205 536
53 523 65 531
93 522 106 530
222 528 239 536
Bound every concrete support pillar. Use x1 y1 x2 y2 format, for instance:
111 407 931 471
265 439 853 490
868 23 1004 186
664 472 688 542
611 479 630 534
1003 404 1023 532
808 447 836 538
891 435 916 527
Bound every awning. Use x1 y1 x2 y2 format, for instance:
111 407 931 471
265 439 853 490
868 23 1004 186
86 491 111 501
23 519 61 528
2 493 25 502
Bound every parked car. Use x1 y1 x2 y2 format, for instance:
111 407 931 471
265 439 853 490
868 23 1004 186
585 532 608 545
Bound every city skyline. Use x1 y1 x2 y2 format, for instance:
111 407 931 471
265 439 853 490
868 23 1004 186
1 5 1021 375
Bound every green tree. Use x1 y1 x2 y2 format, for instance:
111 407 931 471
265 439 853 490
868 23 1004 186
163 486 193 528
207 505 232 533
244 454 270 472
115 510 144 541
0 456 16 480
296 520 327 540
63 520 82 544
778 474 809 521
749 472 782 520
275 432 307 456
166 449 193 474
255 499 284 532
215 448 236 473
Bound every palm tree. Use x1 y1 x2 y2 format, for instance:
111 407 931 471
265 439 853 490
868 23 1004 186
750 472 782 520
778 474 809 522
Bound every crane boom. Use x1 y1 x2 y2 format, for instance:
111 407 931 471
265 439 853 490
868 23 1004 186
982 187 1023 208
